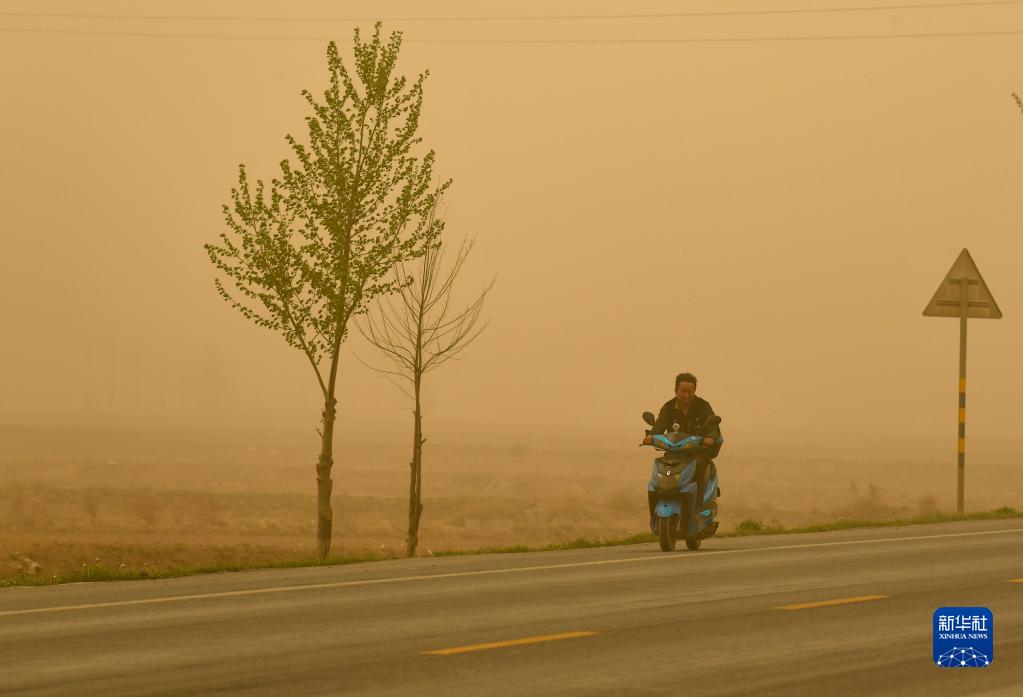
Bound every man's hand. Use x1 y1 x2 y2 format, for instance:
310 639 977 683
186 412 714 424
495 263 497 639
642 435 653 445
701 437 715 446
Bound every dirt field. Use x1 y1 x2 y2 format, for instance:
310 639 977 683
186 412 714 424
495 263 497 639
2 424 1021 582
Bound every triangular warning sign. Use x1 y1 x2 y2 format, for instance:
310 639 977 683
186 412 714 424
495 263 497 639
923 248 1002 319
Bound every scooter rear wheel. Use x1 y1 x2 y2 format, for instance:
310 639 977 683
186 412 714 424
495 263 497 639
685 537 702 551
658 516 678 551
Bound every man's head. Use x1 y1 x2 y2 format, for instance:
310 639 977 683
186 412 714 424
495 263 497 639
674 372 698 409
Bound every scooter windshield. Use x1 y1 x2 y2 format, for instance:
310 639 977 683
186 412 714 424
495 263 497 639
652 433 702 451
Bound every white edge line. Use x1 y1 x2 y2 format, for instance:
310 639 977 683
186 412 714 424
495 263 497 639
3 526 1022 618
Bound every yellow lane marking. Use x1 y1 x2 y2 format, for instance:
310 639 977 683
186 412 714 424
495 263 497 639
423 631 597 655
3 527 1022 618
1007 578 1023 583
775 595 888 610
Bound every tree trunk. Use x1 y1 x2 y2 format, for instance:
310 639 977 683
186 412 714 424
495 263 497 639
406 377 424 556
316 394 337 559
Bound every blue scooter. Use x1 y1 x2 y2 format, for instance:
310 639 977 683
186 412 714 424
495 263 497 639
641 412 722 551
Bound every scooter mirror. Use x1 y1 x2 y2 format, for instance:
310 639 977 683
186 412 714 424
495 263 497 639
641 411 656 427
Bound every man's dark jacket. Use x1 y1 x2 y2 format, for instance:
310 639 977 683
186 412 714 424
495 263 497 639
652 395 723 459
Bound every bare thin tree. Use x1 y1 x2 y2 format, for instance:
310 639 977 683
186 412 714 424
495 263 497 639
359 208 493 557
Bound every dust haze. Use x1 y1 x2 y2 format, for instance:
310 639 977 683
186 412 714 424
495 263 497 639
2 1 1023 576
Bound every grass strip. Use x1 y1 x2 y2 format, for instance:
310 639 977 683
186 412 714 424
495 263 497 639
0 551 394 589
724 505 1022 537
3 507 1019 587
431 531 657 557
431 506 1023 555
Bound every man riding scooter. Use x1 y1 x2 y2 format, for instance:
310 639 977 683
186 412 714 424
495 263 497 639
642 372 724 535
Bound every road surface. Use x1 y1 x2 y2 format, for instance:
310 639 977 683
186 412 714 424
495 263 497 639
2 519 1021 696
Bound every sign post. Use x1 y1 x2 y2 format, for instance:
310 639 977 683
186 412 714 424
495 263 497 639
923 249 1002 515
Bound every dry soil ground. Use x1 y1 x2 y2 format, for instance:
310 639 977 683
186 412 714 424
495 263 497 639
2 425 1021 582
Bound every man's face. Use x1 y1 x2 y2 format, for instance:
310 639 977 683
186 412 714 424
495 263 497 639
675 381 696 409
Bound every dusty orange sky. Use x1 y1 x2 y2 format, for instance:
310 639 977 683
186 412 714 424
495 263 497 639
2 1 1021 445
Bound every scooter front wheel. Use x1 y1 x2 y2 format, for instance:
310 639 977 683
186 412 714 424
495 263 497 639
658 516 678 551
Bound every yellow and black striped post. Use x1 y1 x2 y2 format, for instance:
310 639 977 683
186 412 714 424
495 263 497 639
956 282 968 515
957 378 966 515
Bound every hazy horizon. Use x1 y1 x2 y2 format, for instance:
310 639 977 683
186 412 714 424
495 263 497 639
3 1 1022 446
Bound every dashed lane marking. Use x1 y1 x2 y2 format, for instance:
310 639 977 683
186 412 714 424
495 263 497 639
422 631 597 655
775 595 888 610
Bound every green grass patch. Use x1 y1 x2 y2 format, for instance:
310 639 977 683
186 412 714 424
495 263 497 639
431 532 657 557
722 506 1022 538
0 551 394 589
727 518 786 536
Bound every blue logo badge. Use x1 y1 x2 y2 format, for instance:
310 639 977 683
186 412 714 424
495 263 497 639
933 607 993 667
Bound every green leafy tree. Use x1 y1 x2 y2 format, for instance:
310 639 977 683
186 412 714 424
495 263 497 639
205 25 449 558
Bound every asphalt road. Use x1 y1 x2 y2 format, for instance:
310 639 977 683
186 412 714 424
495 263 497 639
2 519 1022 697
